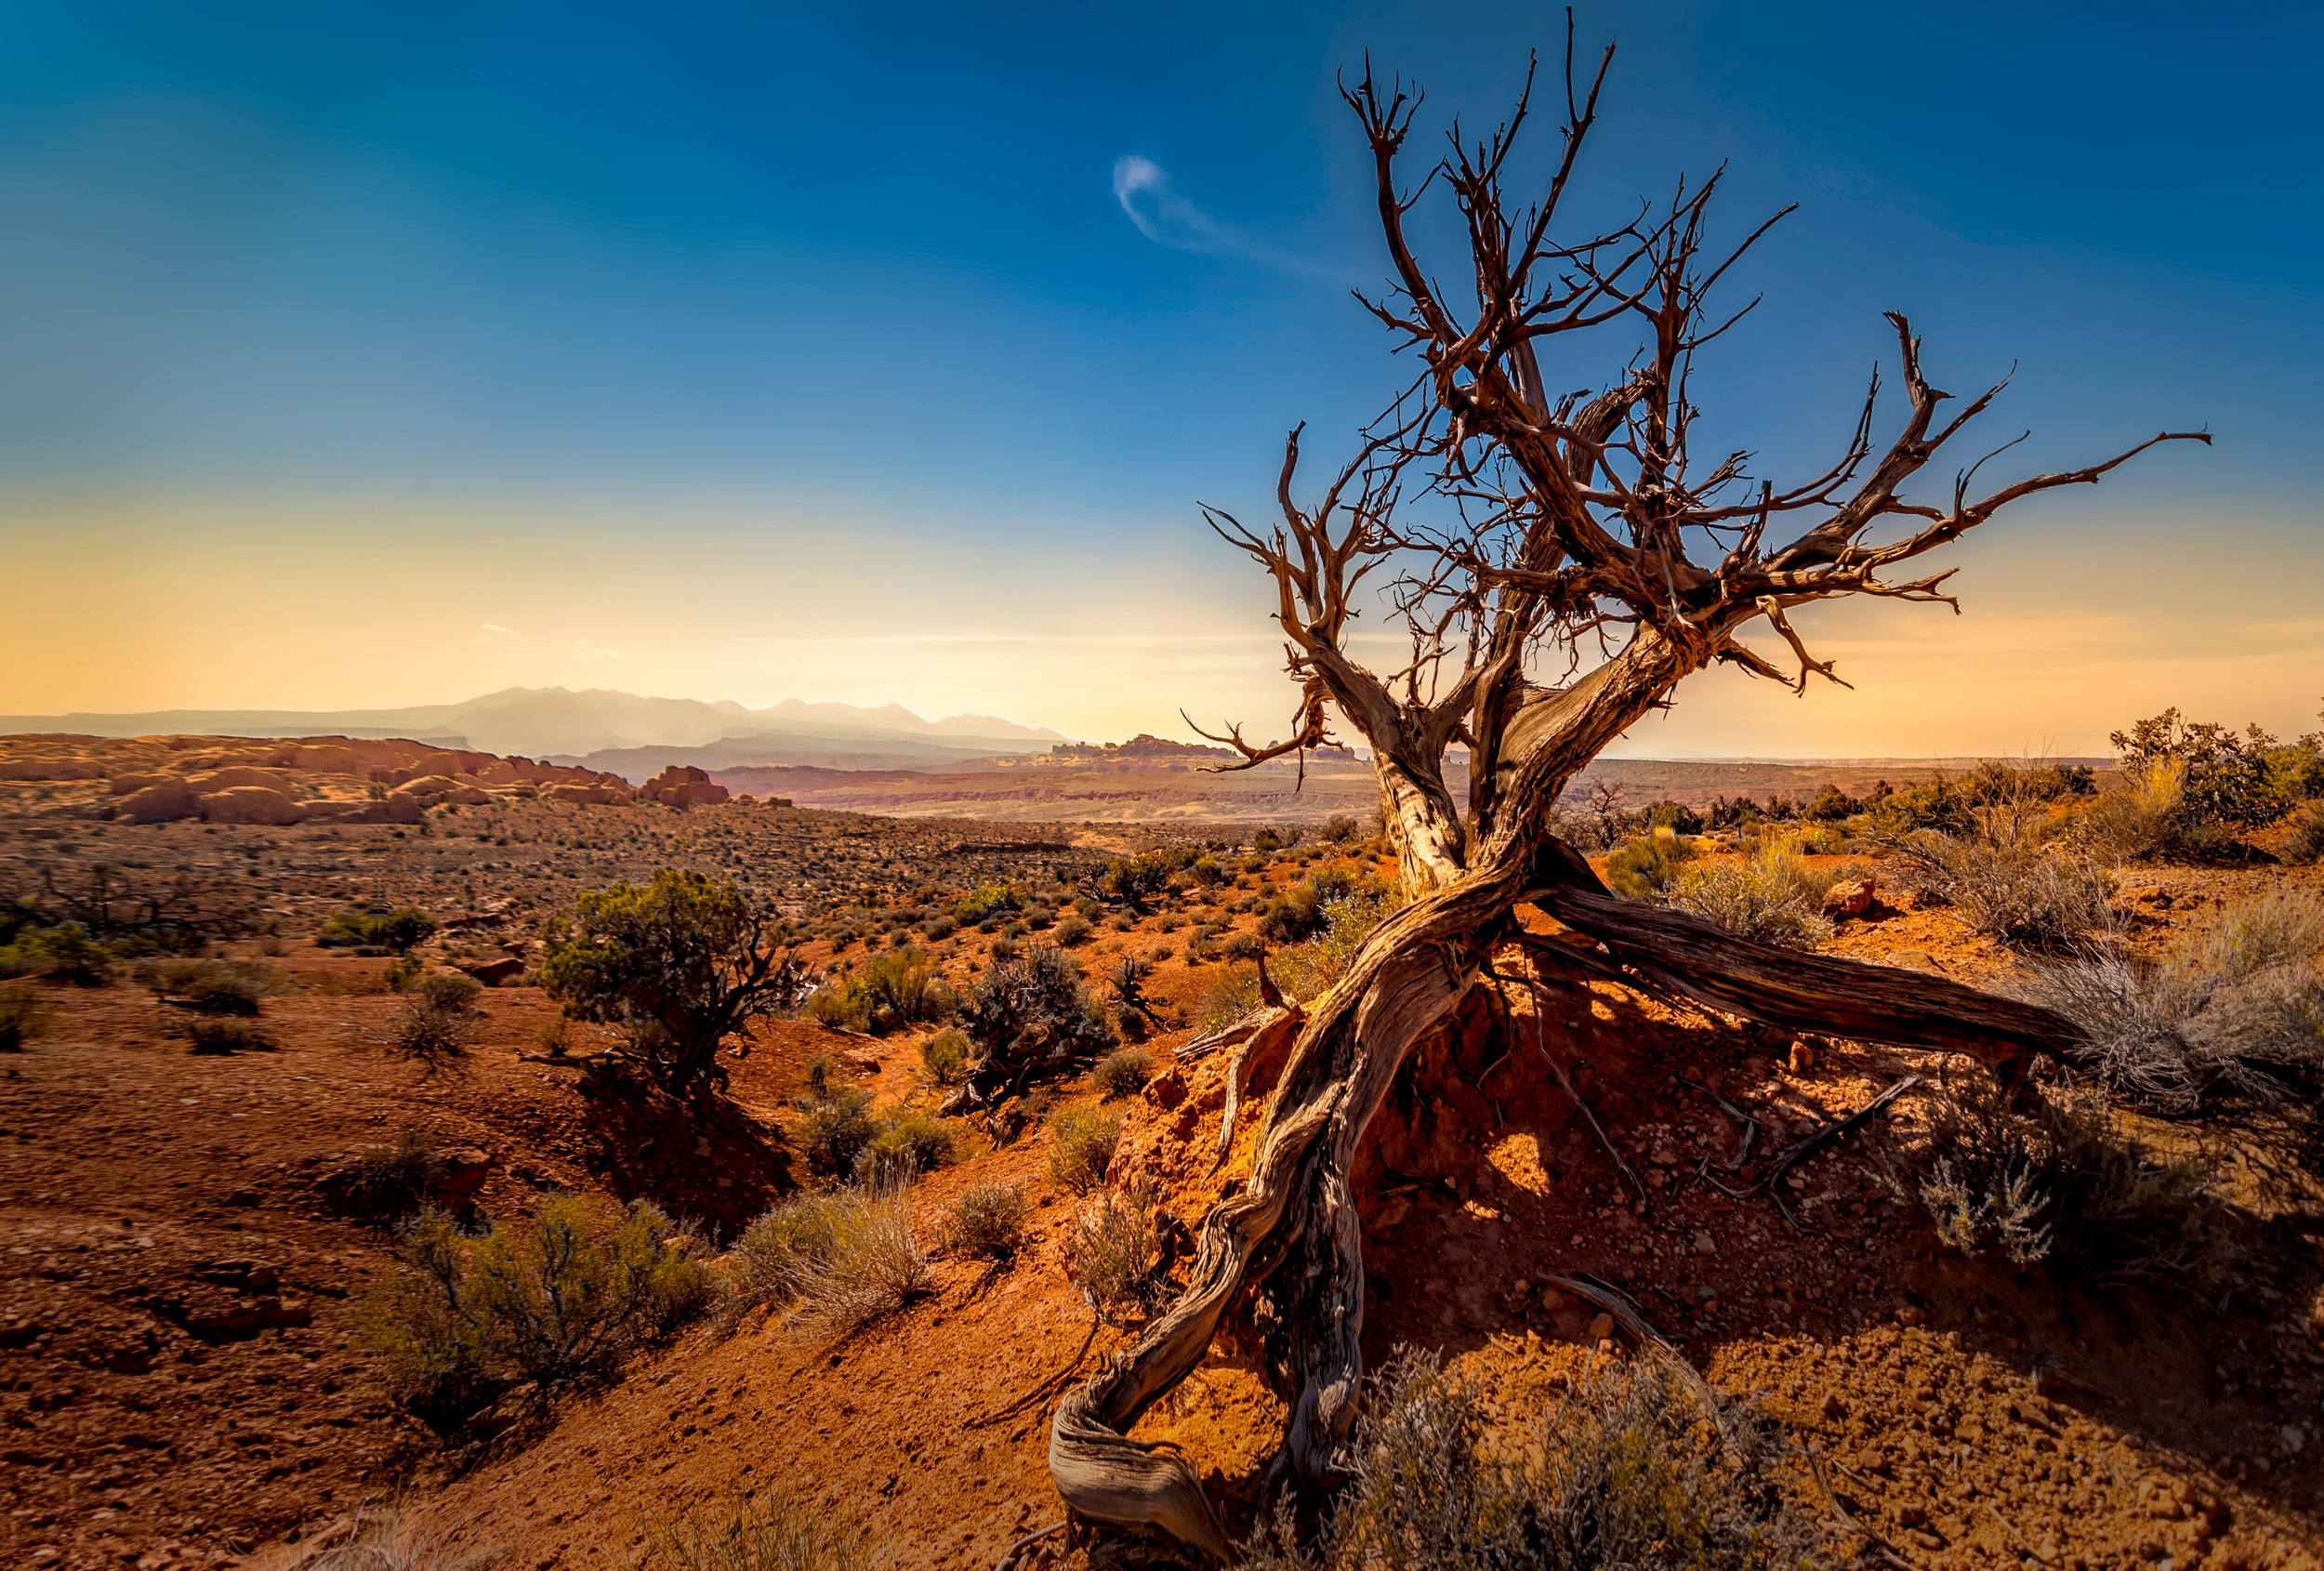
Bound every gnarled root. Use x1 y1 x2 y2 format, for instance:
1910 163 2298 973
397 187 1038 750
1048 839 2083 1559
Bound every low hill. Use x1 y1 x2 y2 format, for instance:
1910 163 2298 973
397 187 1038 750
0 688 1068 762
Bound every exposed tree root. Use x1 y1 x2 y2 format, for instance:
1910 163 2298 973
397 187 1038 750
1047 844 2084 1560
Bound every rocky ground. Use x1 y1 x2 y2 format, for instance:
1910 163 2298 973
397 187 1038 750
2 795 2321 1571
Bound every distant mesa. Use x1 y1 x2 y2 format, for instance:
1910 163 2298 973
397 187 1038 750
0 732 782 825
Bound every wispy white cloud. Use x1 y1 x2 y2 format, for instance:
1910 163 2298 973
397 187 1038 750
476 623 523 645
1112 155 1316 273
571 638 624 661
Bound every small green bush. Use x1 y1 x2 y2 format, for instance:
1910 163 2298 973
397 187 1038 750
852 1104 957 1187
1047 1105 1120 1195
185 1018 273 1054
0 923 117 986
137 957 282 1014
0 984 54 1052
953 882 1023 925
804 948 952 1035
358 1196 710 1432
919 1027 971 1085
338 1129 442 1220
1090 1046 1154 1100
1664 842 1836 950
796 1083 878 1177
1604 827 1697 897
320 905 439 954
943 1182 1031 1261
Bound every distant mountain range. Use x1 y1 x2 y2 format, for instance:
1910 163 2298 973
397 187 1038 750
0 687 1071 767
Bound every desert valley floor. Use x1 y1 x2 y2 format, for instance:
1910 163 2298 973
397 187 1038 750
2 747 2322 1571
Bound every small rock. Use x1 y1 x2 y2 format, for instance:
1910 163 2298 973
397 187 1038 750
1692 1230 1716 1255
1895 1304 1924 1327
1821 878 1876 920
1585 1312 1615 1342
1142 1067 1187 1111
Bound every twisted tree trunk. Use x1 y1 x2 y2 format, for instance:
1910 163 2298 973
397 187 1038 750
1048 637 2077 1554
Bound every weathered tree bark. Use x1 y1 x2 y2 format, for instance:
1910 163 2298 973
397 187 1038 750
1053 28 2200 1557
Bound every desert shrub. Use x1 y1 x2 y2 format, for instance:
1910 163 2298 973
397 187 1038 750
319 905 439 954
852 1104 957 1187
2068 759 2185 863
358 1197 709 1431
1103 848 1203 912
803 947 951 1035
2280 802 2324 866
964 944 1116 1065
718 1187 928 1339
1604 827 1697 899
338 1129 443 1220
953 882 1023 925
1049 914 1090 945
1047 1104 1120 1194
1259 868 1356 944
2113 707 2317 840
1065 1184 1166 1324
0 923 117 985
1321 814 1361 843
919 1027 971 1085
1664 842 1836 950
1884 1078 2225 1288
2008 888 2324 1113
651 1490 882 1571
1197 966 1265 1031
1242 1346 1815 1571
796 1083 878 1177
415 971 482 1011
539 870 812 1098
1884 803 2115 946
1091 1045 1154 1099
386 994 481 1060
0 984 52 1052
185 1017 273 1054
920 914 957 942
136 957 281 1014
943 1182 1032 1261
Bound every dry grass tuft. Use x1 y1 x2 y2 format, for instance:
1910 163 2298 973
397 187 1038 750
719 1185 930 1340
1883 1077 2226 1289
651 1490 882 1571
1065 1184 1166 1324
1046 1104 1120 1195
942 1181 1032 1261
1242 1346 1816 1571
2009 887 2324 1113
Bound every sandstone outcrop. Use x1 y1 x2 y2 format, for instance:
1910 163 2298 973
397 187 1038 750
643 764 730 807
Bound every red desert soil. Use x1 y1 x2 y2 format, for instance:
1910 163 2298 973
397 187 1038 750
4 802 2323 1571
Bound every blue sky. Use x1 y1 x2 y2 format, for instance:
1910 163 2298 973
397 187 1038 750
3 1 2318 755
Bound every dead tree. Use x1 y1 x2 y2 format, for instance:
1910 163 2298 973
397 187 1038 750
1047 28 2206 1558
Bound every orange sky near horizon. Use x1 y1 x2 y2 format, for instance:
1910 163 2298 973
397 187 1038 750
7 485 2319 759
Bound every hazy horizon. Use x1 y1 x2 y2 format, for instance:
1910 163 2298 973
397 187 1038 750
6 2 2317 758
